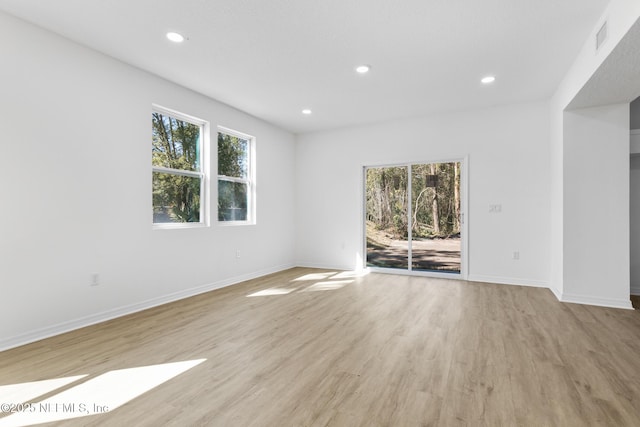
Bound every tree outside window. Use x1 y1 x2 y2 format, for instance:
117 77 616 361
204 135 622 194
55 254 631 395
217 129 254 223
152 108 206 226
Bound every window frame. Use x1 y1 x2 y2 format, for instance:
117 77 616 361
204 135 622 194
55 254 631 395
152 105 210 229
216 126 256 225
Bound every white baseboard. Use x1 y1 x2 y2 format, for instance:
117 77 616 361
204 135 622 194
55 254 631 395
548 285 563 301
559 292 634 310
631 284 640 296
466 274 549 288
0 264 295 352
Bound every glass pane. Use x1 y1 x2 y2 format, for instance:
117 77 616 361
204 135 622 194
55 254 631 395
152 112 201 172
153 172 201 223
218 180 248 221
411 162 461 272
218 132 249 179
365 166 409 269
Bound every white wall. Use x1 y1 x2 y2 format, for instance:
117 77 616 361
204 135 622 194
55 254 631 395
631 131 640 154
631 98 640 130
549 0 640 307
295 102 550 287
632 100 640 295
562 104 631 308
549 102 565 299
0 12 296 350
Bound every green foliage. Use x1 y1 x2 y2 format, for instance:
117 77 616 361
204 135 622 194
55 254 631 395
152 113 202 223
218 133 248 178
366 162 460 239
217 132 250 221
218 180 248 221
153 173 200 222
152 113 200 171
366 166 408 238
151 119 252 224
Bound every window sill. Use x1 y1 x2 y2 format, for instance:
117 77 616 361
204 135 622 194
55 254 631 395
217 221 256 227
153 222 208 230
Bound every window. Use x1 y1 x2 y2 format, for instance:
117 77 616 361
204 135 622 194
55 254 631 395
152 107 208 227
217 127 255 223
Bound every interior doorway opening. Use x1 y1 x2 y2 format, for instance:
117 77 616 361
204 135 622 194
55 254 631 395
630 96 640 305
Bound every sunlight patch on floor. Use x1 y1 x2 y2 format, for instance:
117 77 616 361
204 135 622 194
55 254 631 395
333 270 368 279
0 359 205 427
247 288 296 297
0 376 87 409
292 272 337 281
302 280 354 292
247 270 368 297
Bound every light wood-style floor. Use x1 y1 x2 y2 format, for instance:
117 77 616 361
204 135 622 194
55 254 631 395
2 268 640 426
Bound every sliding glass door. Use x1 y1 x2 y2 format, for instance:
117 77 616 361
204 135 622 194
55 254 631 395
365 161 463 275
365 166 409 269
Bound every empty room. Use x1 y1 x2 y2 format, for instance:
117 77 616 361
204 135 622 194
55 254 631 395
1 0 640 426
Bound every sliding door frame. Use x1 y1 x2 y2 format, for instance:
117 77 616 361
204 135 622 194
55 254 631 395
362 156 468 280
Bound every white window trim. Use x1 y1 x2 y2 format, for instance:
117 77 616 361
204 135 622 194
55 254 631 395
152 105 210 230
217 126 256 225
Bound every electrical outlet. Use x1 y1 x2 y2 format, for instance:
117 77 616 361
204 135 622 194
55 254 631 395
489 204 502 213
236 250 241 259
512 251 520 260
90 273 100 286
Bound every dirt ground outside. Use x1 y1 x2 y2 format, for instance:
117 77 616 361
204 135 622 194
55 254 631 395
367 237 461 272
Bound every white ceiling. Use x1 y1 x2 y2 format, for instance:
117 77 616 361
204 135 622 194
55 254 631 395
0 0 610 134
568 17 640 110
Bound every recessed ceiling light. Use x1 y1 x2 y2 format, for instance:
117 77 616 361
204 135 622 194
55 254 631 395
302 109 312 115
481 75 496 84
356 65 371 74
166 32 185 43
